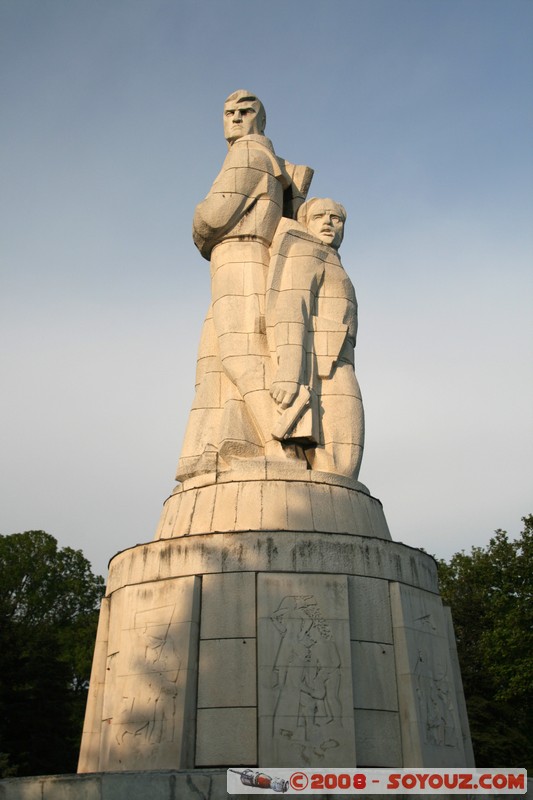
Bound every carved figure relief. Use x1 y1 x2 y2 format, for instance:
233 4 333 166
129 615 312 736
414 649 458 748
269 594 343 764
175 90 364 483
114 605 181 750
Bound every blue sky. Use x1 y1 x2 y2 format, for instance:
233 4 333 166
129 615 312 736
1 0 532 577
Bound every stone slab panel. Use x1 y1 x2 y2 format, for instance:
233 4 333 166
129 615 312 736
196 708 256 765
99 576 200 771
210 481 239 531
261 479 288 529
354 709 402 766
198 638 256 707
310 483 338 532
390 582 468 767
443 607 476 767
188 484 216 534
79 597 111 771
351 642 398 711
101 772 174 800
201 572 256 639
286 481 314 530
235 481 263 530
348 575 392 643
257 573 356 767
0 771 234 800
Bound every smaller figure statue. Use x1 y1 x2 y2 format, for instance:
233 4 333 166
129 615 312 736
266 198 364 479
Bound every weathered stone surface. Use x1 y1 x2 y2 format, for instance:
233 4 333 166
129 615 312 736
78 597 110 773
196 708 257 765
198 638 256 707
390 582 467 767
154 478 390 539
443 606 476 766
351 641 398 711
348 575 393 643
108 530 438 595
80 577 200 773
200 572 255 639
354 709 402 766
257 573 356 767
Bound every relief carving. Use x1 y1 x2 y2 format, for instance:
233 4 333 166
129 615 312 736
114 605 181 749
414 649 458 748
269 594 343 763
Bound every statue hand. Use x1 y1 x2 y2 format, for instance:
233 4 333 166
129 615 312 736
270 381 298 410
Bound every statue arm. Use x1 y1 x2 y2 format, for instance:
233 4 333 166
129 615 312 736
269 259 322 408
192 143 276 258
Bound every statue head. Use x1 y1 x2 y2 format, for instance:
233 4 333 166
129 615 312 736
223 89 266 145
297 198 347 250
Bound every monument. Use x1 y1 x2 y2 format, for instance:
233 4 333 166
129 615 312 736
75 90 474 794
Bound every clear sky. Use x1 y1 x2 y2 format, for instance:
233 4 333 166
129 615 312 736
1 0 532 578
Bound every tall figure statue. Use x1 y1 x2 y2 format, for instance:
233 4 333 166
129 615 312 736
266 198 364 480
176 90 312 480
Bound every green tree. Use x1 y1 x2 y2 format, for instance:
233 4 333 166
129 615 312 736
438 515 533 768
0 531 105 777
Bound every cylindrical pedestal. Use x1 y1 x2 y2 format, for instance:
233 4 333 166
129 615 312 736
78 479 474 774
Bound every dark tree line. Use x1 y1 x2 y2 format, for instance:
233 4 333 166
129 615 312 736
0 531 104 776
437 515 532 769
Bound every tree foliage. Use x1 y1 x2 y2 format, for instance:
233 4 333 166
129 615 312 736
0 531 105 777
438 515 532 768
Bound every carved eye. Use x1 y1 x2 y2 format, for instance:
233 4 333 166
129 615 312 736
225 110 234 116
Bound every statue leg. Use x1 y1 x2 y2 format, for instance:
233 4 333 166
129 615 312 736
211 241 278 451
306 363 364 480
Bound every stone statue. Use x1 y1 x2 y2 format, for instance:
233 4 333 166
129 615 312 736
266 198 364 479
176 90 313 481
77 91 475 782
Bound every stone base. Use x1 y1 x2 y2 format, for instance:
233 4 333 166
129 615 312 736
155 473 391 540
79 482 475 773
0 769 225 800
3 772 530 800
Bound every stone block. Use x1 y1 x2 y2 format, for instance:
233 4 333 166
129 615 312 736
210 481 239 531
235 481 262 530
331 485 356 533
189 483 216 534
98 577 200 771
101 772 172 800
257 573 356 767
198 638 256 707
310 483 338 532
174 488 198 536
196 708 257 765
79 597 110 772
261 480 288 529
366 497 392 539
391 582 467 767
443 606 476 767
354 709 402 766
351 641 398 711
349 490 373 536
0 777 45 800
286 481 313 530
348 576 392 643
201 572 256 639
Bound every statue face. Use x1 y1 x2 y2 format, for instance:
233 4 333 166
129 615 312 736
306 202 345 249
223 96 264 144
